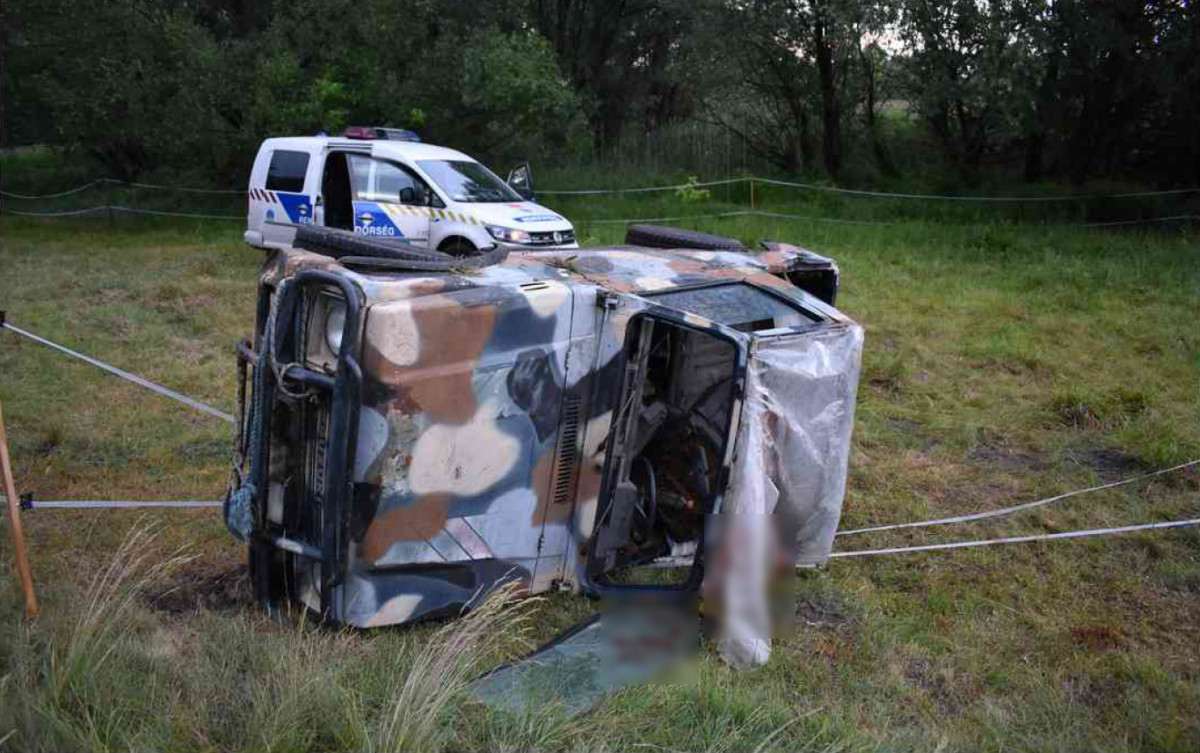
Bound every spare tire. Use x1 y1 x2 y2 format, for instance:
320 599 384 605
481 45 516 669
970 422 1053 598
625 224 744 251
294 226 454 262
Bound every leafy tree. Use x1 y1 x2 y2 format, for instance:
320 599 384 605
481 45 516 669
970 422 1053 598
410 27 586 163
898 0 1029 178
2 0 1195 186
8 0 222 179
531 0 702 148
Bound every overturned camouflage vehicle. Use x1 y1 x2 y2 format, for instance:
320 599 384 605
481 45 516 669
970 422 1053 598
224 224 862 629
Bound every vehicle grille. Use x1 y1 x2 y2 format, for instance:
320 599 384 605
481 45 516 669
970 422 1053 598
551 396 582 505
529 229 575 246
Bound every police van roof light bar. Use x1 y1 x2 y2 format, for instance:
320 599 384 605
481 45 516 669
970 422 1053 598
342 126 421 142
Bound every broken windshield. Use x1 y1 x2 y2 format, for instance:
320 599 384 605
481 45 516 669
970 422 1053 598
417 160 522 203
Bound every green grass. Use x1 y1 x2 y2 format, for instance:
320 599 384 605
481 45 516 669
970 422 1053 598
1 204 1198 751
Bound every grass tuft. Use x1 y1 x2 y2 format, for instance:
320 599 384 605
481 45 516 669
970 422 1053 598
365 579 539 752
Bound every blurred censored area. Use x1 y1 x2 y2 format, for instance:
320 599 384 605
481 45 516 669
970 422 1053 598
705 326 863 669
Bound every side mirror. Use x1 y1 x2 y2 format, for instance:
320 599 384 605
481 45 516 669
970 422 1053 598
507 161 534 201
399 186 416 204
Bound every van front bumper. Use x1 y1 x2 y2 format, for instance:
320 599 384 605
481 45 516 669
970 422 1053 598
493 241 580 251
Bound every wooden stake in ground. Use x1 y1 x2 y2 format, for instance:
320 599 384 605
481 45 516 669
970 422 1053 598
0 400 38 618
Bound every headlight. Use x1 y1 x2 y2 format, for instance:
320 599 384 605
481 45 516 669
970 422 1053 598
485 225 532 244
324 298 346 354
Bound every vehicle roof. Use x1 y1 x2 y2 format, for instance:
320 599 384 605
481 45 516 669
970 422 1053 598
265 244 848 323
261 136 473 163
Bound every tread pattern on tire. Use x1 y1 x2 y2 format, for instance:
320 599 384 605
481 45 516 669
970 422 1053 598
294 226 454 262
340 246 509 272
624 224 744 251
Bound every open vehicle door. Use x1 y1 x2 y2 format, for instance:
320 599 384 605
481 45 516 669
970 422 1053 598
507 161 534 201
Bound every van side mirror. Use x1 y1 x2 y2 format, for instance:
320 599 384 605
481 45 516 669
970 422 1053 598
507 162 534 201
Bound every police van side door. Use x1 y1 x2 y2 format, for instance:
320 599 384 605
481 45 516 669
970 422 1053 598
347 155 433 246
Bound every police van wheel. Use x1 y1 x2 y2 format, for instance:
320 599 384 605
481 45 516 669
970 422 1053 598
438 237 479 257
624 224 744 251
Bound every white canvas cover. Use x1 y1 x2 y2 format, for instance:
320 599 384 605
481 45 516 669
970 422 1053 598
713 323 863 668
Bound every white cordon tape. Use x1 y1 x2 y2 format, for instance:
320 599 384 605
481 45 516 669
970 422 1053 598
0 496 221 510
538 176 1200 200
0 180 110 199
751 177 1200 201
578 210 1200 229
4 175 1198 201
4 205 1196 228
837 459 1200 536
1 321 235 424
0 178 244 198
829 518 1200 559
539 178 747 196
32 500 221 509
0 205 242 220
585 210 757 225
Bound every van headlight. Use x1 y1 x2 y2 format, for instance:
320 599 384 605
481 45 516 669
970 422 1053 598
324 298 346 354
485 225 532 245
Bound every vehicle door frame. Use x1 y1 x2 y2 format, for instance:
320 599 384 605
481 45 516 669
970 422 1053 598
344 153 443 245
580 302 750 597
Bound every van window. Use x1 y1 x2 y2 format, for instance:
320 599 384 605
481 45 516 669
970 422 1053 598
348 155 431 205
266 150 310 193
418 160 521 203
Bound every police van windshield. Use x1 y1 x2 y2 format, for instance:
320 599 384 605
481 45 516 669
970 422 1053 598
417 160 522 203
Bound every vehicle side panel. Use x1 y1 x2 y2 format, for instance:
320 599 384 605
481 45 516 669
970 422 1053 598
335 280 578 625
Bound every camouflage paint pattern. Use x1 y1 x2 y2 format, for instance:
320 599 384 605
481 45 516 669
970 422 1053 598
248 242 855 627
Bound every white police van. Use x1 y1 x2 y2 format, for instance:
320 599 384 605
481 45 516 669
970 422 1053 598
245 127 577 255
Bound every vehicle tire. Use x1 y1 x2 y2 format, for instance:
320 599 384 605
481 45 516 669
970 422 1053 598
438 237 479 257
295 226 453 262
624 224 744 251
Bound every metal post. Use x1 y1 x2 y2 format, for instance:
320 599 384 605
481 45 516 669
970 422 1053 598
0 401 39 618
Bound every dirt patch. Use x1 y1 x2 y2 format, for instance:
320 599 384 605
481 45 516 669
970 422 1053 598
1078 447 1151 480
33 429 62 456
867 374 903 396
149 561 252 615
967 444 1046 473
904 658 960 713
797 593 859 631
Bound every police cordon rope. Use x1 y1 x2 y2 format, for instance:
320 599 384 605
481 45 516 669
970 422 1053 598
3 296 1197 557
1 495 221 510
584 210 1200 228
1 317 235 424
828 518 1200 559
6 309 1196 558
0 205 243 220
4 175 1198 201
836 458 1200 536
5 204 1196 228
0 178 245 199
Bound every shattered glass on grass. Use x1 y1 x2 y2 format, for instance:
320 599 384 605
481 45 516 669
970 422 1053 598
473 604 697 715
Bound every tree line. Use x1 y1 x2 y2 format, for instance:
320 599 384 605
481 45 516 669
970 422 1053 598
2 0 1196 187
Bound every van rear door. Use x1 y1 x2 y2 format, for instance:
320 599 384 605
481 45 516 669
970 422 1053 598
252 144 320 249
